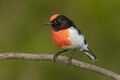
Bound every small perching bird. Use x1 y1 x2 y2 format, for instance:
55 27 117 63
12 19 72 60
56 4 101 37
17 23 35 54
46 14 96 63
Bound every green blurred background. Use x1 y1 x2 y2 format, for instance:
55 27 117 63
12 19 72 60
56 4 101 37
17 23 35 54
0 0 120 80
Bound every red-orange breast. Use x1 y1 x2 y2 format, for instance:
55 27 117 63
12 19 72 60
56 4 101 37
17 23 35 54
52 29 72 48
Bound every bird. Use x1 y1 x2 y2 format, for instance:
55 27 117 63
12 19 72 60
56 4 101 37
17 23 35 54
46 14 96 63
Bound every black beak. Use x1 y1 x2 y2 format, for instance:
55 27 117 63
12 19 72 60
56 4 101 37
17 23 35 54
45 22 52 25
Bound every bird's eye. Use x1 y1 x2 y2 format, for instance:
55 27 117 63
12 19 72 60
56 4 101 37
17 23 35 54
53 20 58 25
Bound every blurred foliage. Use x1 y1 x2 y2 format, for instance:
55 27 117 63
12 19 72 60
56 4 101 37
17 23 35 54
0 0 120 80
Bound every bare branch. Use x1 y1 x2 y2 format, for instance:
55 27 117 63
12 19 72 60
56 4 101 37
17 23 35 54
0 52 119 80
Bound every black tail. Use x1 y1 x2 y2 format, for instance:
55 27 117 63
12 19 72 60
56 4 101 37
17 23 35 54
83 48 97 61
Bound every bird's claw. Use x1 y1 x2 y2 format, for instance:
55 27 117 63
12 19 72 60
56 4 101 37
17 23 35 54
53 54 58 61
67 57 72 64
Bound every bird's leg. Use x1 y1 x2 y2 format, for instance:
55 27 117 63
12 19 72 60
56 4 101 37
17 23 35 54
67 49 76 64
53 50 68 61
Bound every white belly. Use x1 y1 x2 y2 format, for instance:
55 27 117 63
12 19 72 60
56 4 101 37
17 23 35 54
62 27 88 50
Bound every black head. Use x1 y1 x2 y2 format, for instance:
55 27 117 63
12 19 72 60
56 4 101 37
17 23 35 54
47 14 75 31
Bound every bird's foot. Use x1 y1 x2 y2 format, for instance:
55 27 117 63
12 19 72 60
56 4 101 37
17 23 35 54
53 54 59 61
53 50 69 62
67 57 72 65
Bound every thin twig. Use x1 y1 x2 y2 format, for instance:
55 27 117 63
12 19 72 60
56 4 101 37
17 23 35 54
0 52 119 80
